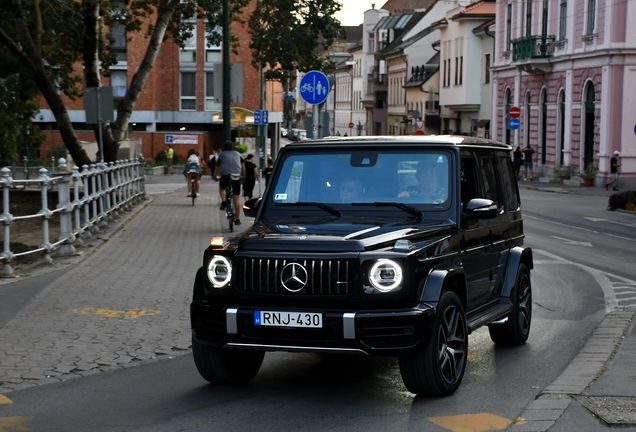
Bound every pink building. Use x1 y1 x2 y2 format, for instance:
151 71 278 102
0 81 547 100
491 0 635 188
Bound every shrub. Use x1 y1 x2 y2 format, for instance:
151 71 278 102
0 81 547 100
608 190 636 210
236 142 248 154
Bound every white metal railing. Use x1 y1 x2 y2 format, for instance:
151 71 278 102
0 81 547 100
0 157 146 276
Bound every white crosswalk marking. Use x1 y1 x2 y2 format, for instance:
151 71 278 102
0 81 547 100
534 249 636 312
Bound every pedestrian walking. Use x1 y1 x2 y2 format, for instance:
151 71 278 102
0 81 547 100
513 146 524 180
242 154 259 202
523 145 535 181
606 150 622 191
207 149 218 179
262 157 274 188
166 144 174 176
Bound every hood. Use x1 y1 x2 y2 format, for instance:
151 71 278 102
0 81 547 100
237 217 456 252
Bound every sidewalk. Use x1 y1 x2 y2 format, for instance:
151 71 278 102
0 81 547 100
0 174 634 430
515 177 636 430
0 174 234 392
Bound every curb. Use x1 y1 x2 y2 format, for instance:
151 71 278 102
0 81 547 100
508 309 636 431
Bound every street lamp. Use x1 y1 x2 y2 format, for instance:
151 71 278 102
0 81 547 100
345 61 356 136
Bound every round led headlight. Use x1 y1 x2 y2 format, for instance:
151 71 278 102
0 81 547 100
207 256 232 288
369 259 403 292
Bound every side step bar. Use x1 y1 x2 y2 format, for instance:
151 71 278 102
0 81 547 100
467 304 512 333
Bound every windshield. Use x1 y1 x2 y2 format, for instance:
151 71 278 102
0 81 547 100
269 150 450 207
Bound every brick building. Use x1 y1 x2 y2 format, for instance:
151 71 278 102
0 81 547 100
37 0 283 163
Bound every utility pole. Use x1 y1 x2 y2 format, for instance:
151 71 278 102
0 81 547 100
222 0 231 142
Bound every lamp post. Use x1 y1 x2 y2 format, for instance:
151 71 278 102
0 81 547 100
345 61 356 136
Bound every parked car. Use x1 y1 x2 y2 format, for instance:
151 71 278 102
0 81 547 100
280 127 288 138
190 136 533 397
289 128 306 141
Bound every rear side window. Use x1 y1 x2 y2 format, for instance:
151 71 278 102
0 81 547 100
498 155 520 211
477 156 499 206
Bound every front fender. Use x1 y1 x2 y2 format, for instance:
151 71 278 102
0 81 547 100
420 268 467 310
500 246 533 298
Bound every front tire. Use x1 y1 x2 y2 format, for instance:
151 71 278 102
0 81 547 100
488 263 532 345
399 291 468 396
192 338 264 384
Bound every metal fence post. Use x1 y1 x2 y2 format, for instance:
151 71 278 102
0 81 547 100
56 166 76 256
71 166 84 246
0 168 15 276
82 164 94 237
38 168 53 264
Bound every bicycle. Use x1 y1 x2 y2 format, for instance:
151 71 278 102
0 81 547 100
187 170 199 206
224 173 241 232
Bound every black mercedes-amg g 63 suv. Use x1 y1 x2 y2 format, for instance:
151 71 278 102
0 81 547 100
190 136 533 396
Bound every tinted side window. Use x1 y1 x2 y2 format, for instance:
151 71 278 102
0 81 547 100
460 154 480 210
478 156 499 205
498 155 520 211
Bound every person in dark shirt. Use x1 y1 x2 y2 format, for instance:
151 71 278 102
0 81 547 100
523 145 535 181
242 154 259 201
513 146 524 179
606 150 621 191
262 157 274 188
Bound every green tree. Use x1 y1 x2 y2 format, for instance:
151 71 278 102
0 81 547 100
248 0 346 80
0 0 249 165
0 52 44 163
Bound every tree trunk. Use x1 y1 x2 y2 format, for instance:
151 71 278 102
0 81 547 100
2 0 91 167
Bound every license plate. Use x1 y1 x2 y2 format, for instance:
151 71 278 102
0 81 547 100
254 310 322 328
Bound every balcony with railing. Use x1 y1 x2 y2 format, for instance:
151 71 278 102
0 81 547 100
511 35 556 73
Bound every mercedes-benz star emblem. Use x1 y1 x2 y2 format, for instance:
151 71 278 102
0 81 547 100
280 263 308 292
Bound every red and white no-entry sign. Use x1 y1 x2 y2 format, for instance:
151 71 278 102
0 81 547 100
348 122 354 128
509 106 521 118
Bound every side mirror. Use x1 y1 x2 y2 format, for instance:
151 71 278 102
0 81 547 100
465 198 498 219
243 197 261 218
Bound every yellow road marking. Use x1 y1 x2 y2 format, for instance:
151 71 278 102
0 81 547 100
428 413 511 432
0 396 11 405
74 307 160 319
0 416 30 431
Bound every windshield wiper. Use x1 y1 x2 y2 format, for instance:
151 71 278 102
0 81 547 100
353 202 423 218
296 202 342 217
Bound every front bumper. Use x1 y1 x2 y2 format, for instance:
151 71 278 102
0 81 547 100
190 301 435 355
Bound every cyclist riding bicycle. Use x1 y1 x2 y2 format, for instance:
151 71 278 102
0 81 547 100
183 149 204 197
214 140 245 226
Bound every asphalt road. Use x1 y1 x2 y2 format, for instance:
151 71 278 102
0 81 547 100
2 186 633 431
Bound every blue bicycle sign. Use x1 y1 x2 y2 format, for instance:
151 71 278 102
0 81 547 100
299 71 330 105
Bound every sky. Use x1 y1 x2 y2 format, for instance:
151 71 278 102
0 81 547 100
334 0 383 26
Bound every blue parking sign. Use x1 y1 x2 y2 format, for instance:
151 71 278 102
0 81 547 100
254 109 261 125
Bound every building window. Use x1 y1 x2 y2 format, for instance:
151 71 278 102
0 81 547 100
180 72 196 110
205 72 215 110
454 57 458 85
586 0 596 34
111 71 127 98
459 56 463 85
484 54 490 84
109 24 127 62
205 28 221 63
368 32 375 53
525 0 532 37
559 0 567 40
180 25 196 63
506 4 512 51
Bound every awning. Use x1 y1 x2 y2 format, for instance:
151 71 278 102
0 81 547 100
476 119 490 128
211 107 254 124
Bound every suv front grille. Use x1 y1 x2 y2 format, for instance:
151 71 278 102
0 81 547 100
236 258 356 295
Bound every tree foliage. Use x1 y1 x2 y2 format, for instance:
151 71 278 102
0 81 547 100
0 0 249 165
248 0 346 81
0 50 45 163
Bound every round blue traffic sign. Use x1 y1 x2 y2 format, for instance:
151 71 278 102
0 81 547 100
299 71 330 105
508 118 521 130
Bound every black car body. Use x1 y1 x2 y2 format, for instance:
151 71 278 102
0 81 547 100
191 136 533 396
